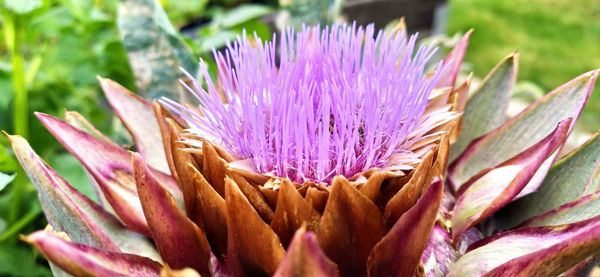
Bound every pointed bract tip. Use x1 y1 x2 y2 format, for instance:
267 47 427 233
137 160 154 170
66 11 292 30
1 130 13 140
590 69 600 79
131 152 145 165
392 17 406 31
577 69 600 83
463 72 474 85
464 29 474 37
34 112 51 121
97 77 114 89
331 175 349 185
559 117 574 129
19 234 32 244
506 51 519 61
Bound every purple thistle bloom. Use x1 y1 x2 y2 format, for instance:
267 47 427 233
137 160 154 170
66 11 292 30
163 24 443 183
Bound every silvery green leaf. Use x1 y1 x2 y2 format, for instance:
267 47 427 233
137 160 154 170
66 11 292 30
449 70 599 190
0 172 14 192
36 113 183 237
449 52 518 162
521 191 600 227
278 0 343 27
117 0 196 99
497 131 600 228
451 120 570 239
9 135 161 261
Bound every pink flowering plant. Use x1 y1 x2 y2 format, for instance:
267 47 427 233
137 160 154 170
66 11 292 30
8 24 600 276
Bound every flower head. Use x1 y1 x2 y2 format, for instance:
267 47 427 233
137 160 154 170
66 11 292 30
163 24 442 183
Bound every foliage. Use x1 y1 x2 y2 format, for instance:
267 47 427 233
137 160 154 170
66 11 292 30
118 0 197 99
0 0 131 274
277 0 344 27
447 0 600 132
193 4 273 55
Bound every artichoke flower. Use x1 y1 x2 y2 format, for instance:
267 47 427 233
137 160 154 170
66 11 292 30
8 24 600 276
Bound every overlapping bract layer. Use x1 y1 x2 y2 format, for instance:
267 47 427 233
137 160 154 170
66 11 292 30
8 24 600 277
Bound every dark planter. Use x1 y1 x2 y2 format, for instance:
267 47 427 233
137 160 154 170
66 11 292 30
343 0 448 35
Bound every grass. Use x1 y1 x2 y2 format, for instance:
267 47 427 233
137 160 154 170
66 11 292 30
447 0 600 132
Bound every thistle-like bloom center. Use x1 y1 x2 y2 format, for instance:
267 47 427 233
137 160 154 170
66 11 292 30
164 24 442 183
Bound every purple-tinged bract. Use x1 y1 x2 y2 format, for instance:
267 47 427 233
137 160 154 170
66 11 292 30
163 24 442 183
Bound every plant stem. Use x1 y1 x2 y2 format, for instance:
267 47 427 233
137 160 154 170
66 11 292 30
11 16 27 139
0 205 41 242
4 13 29 223
9 169 27 224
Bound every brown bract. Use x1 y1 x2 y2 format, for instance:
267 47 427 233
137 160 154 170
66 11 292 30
154 81 463 276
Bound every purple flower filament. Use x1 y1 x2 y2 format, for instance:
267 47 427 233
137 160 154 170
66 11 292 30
164 24 442 183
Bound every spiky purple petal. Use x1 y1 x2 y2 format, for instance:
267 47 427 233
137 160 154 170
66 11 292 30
163 24 441 183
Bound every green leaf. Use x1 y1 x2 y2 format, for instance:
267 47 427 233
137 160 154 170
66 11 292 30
215 4 272 28
3 0 42 15
497 131 600 228
195 30 239 53
231 19 272 41
148 0 177 35
449 52 518 162
55 0 91 21
161 0 207 27
117 0 197 99
0 243 51 276
522 192 600 227
0 203 41 242
0 172 15 192
279 0 343 27
449 70 599 189
0 146 16 172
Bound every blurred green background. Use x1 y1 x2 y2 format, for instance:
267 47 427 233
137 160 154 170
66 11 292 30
447 0 600 132
0 0 598 275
